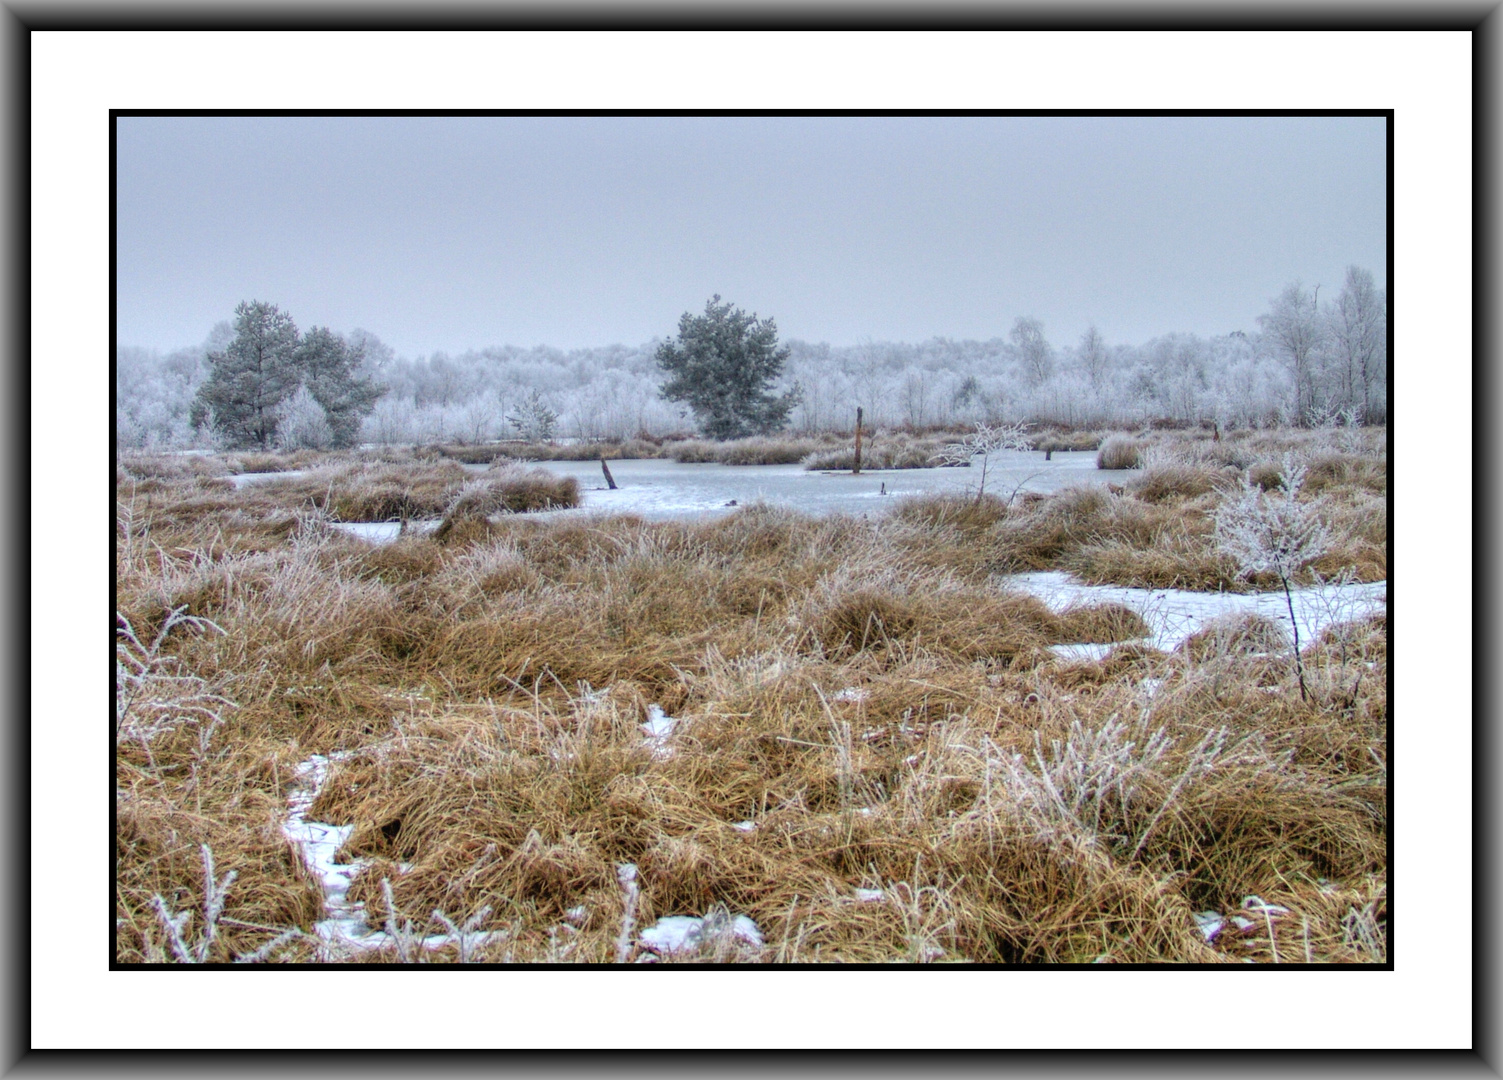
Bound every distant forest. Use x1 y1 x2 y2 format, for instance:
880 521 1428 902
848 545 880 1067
115 268 1386 451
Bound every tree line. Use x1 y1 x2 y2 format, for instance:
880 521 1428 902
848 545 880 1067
116 268 1386 452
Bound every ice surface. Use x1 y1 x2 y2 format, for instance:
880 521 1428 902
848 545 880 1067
853 888 885 903
1005 570 1386 654
464 453 1129 522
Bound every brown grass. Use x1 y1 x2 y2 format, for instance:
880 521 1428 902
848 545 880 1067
115 430 1387 964
1096 435 1144 470
802 432 952 471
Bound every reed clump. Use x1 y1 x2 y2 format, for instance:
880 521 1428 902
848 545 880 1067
1096 434 1144 470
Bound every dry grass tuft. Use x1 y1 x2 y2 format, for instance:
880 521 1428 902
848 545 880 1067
1097 435 1144 470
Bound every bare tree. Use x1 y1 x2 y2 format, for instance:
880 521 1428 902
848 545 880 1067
1078 324 1108 389
1326 266 1385 421
1258 283 1325 422
1010 317 1053 387
940 421 1032 502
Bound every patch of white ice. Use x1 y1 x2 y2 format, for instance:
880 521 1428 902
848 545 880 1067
731 820 756 832
1049 642 1119 663
329 520 440 543
1193 911 1226 942
228 469 307 488
1241 895 1290 916
330 521 403 543
1004 570 1386 655
638 912 764 955
641 704 678 760
832 686 869 703
853 888 885 903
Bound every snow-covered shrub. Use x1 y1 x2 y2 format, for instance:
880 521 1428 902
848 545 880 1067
115 607 230 747
1214 453 1331 699
275 385 334 450
1214 454 1330 585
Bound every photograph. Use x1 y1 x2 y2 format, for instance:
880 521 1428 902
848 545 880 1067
112 112 1391 967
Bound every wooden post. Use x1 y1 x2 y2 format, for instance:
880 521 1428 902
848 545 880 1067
853 407 863 475
600 456 618 490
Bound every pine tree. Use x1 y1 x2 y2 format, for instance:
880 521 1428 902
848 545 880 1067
505 388 558 443
189 301 301 449
295 326 385 448
655 295 802 440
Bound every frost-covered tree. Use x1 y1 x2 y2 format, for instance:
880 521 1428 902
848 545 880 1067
1214 454 1331 701
190 301 301 449
1325 265 1386 422
1077 324 1109 389
1259 283 1326 423
506 388 558 442
1010 316 1053 387
274 385 334 450
295 326 385 447
939 421 1033 502
656 295 802 440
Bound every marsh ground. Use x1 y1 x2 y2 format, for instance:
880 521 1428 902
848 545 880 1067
115 425 1387 964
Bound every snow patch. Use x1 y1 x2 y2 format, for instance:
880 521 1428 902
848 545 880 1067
641 704 678 759
1242 895 1290 916
1005 570 1386 654
283 752 504 958
638 912 764 955
853 888 885 903
1193 911 1226 942
329 520 441 543
1049 642 1118 663
832 686 869 703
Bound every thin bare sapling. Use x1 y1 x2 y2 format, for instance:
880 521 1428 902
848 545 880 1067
939 421 1032 503
1213 453 1331 701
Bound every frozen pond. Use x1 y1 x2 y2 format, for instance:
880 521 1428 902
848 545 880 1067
471 451 1131 521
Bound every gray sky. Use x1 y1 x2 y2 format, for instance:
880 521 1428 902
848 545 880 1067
116 115 1386 357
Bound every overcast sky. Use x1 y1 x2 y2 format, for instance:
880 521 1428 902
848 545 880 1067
116 114 1386 357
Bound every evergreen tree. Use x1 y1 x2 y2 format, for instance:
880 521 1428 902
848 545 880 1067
655 295 802 440
505 388 558 442
189 301 301 449
296 326 386 447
